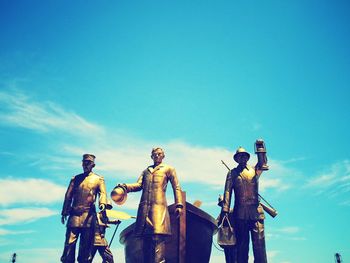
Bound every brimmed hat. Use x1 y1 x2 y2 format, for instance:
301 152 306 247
111 187 127 205
82 154 96 162
233 147 250 162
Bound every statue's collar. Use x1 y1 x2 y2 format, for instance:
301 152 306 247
147 163 164 173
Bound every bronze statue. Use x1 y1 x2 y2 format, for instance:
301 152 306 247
61 154 107 263
111 147 183 263
219 140 269 263
88 201 119 263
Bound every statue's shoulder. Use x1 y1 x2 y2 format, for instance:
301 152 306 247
69 173 84 186
231 168 238 174
230 168 240 178
72 173 84 180
162 163 170 168
164 164 177 175
162 163 174 170
91 172 104 180
144 166 152 173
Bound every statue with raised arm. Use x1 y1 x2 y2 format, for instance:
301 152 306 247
61 154 107 263
111 147 183 263
219 140 269 263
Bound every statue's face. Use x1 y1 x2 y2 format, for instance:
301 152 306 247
82 160 94 173
151 149 164 164
236 153 249 164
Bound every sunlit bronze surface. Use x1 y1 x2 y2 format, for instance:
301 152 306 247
61 154 107 263
221 142 269 263
110 186 127 205
123 162 182 236
62 172 107 227
112 148 183 263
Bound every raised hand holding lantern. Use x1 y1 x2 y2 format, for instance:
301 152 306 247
255 139 269 171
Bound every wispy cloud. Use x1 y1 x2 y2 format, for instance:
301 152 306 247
0 89 104 137
275 226 300 234
287 237 306 241
0 89 293 194
0 237 11 246
267 225 306 243
0 207 58 225
0 178 66 206
0 228 34 236
338 200 350 206
56 141 293 193
305 160 350 203
267 250 279 263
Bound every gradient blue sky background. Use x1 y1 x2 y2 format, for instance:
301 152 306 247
1 1 349 262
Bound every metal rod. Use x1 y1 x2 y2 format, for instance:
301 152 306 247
109 221 121 247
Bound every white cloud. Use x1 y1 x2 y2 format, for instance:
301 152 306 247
0 89 104 137
0 237 11 246
57 141 292 194
260 159 304 192
0 228 34 235
267 225 306 243
287 237 306 241
260 178 289 192
166 141 233 186
0 89 293 194
0 178 66 206
338 200 350 206
306 173 335 188
276 226 300 234
305 160 350 203
306 160 350 188
267 250 279 263
0 207 58 225
111 192 140 213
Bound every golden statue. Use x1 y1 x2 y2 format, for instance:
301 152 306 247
220 140 269 263
111 147 183 263
89 200 119 263
61 154 107 263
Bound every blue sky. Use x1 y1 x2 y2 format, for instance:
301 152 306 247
0 1 349 262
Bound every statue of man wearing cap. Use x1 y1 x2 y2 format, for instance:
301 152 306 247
219 141 269 263
111 147 183 263
60 154 107 263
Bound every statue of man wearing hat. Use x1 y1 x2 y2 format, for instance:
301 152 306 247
219 141 269 263
60 154 107 263
111 147 183 263
89 200 119 263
